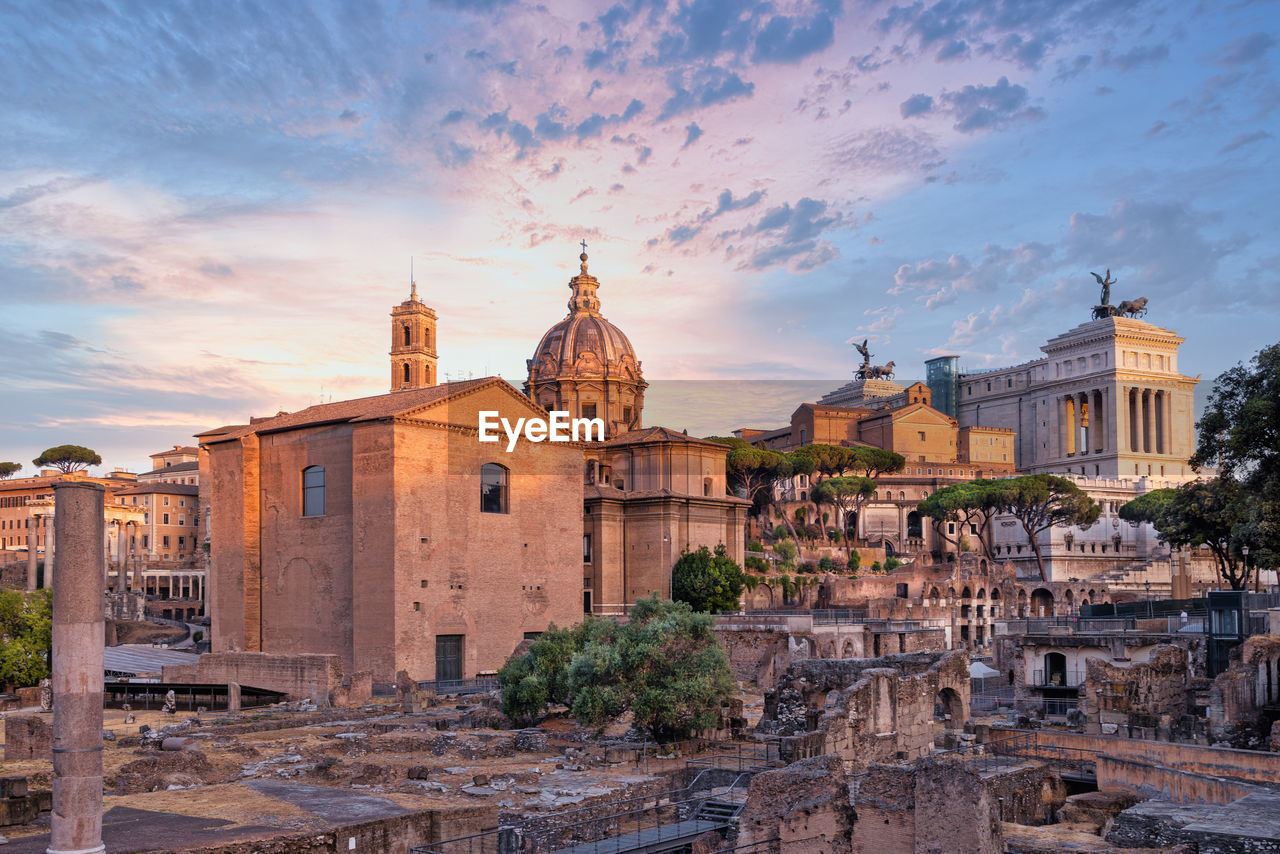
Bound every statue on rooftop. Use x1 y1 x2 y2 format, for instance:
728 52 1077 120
1091 269 1116 306
853 338 872 369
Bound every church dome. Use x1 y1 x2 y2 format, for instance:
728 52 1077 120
525 249 645 436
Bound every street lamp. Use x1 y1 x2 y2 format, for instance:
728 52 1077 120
1242 545 1253 593
1144 579 1152 618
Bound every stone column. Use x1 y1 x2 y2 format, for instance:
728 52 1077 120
27 519 39 592
46 515 56 589
49 481 106 854
130 523 142 592
101 521 111 595
115 521 127 593
1146 389 1157 453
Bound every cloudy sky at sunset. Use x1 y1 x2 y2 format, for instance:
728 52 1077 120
1 0 1277 472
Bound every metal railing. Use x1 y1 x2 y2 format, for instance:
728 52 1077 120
1031 668 1086 689
413 677 498 694
410 771 755 854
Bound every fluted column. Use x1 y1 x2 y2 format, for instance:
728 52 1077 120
49 482 106 854
1142 389 1153 454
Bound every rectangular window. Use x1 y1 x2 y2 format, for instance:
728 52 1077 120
178 536 185 548
480 464 508 514
581 403 597 420
178 516 185 526
163 513 170 525
163 497 169 506
303 466 326 516
622 406 632 424
142 535 148 548
162 535 170 547
918 431 926 441
583 534 592 562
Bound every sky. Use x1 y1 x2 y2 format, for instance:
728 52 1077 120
1 0 1277 474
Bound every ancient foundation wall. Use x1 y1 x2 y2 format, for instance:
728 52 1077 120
3 714 51 760
1095 755 1265 805
990 727 1280 790
162 652 350 705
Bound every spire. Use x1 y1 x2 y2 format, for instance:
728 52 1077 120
567 240 601 316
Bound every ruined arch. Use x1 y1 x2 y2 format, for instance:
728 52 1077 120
1017 588 1028 618
935 687 963 730
961 586 972 599
1031 588 1055 617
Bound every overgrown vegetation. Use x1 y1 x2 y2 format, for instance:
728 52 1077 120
671 544 745 613
0 590 52 688
497 596 735 741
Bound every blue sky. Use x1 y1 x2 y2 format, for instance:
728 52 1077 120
0 0 1277 472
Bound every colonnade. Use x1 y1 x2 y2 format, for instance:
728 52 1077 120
1121 386 1172 455
1056 385 1174 459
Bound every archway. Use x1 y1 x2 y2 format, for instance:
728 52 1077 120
935 687 963 729
1063 589 1075 615
961 586 972 599
1017 589 1028 618
907 511 923 539
1043 652 1067 686
1031 588 1055 617
976 588 986 599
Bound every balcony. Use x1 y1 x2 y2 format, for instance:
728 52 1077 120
1031 668 1085 689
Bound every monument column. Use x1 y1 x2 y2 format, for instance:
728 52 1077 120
49 481 106 854
130 523 143 592
115 521 127 593
1104 387 1116 455
46 513 55 589
1141 389 1153 454
27 518 38 591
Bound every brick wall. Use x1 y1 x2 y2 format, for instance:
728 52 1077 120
162 652 346 705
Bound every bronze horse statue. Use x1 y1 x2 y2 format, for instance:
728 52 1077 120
1117 297 1148 318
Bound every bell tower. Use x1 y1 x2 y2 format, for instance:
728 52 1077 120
390 278 438 391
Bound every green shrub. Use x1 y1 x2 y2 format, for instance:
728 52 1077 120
671 544 745 614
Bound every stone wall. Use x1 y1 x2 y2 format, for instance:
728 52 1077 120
758 651 970 771
3 714 50 760
1084 644 1191 733
1208 634 1280 741
989 727 1280 800
104 590 147 622
712 627 797 687
734 754 855 854
162 652 361 706
851 760 1004 854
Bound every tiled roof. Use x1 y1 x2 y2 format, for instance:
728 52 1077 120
140 461 199 475
114 483 199 497
600 426 728 449
198 378 496 444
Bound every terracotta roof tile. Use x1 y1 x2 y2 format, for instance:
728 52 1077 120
198 378 497 444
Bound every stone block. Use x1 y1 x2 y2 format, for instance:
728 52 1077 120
0 796 38 828
0 777 27 798
3 715 50 761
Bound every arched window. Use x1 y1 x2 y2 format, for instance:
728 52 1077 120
481 463 508 514
302 466 325 517
402 363 411 384
403 324 411 346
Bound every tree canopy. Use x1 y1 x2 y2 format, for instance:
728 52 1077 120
812 475 877 552
1190 342 1280 569
32 445 101 474
987 475 1100 581
0 590 52 688
1121 479 1258 590
0 462 21 480
671 544 745 613
497 596 735 741
791 443 905 481
916 479 1002 558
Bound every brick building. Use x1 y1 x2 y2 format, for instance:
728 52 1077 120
200 376 584 683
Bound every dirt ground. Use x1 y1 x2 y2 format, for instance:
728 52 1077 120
0 699 709 844
112 620 188 645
